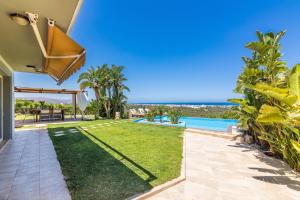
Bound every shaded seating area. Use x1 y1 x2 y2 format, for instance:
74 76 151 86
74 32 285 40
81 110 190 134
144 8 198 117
38 109 64 122
15 87 85 124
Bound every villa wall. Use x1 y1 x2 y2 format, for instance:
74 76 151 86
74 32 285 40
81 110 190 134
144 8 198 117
0 60 14 141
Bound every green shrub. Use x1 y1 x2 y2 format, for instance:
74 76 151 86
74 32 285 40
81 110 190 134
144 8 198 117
145 109 156 122
168 109 182 124
156 106 167 123
89 99 102 120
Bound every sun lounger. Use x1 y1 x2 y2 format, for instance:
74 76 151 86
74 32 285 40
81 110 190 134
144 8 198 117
138 108 146 115
129 109 144 118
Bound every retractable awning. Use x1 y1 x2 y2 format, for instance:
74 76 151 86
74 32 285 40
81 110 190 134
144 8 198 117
26 12 86 85
45 23 86 84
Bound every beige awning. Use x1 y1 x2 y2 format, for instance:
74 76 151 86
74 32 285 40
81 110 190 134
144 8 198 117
44 24 86 85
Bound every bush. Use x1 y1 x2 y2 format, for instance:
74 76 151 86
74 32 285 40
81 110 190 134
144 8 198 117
89 99 102 120
156 106 167 123
145 109 156 122
168 109 182 124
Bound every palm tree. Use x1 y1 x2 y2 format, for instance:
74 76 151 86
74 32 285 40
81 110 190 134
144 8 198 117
96 64 112 118
78 64 130 119
111 65 130 116
77 66 101 100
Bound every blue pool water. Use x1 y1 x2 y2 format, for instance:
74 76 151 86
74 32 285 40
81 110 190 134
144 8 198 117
179 117 238 132
135 116 238 132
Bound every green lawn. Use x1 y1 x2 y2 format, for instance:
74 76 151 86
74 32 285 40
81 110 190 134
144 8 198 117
48 119 184 200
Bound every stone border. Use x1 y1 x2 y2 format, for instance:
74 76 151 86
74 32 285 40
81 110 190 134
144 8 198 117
133 118 186 128
128 132 187 200
186 128 239 139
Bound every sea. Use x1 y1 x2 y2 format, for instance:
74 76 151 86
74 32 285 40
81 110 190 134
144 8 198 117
129 102 238 108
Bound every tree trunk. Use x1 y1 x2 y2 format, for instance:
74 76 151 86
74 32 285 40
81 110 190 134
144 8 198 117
94 88 100 101
107 88 111 119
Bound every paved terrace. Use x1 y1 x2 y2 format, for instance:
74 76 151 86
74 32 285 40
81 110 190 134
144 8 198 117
1 128 300 200
0 129 70 200
149 131 300 200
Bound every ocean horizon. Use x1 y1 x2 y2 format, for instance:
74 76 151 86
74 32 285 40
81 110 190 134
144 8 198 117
129 102 238 107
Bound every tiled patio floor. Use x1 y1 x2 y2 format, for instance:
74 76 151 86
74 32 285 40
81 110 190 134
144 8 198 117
149 131 300 200
0 129 71 200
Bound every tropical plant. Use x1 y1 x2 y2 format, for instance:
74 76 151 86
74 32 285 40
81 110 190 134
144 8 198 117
156 106 166 123
230 30 300 171
168 109 182 124
145 109 156 122
89 99 102 120
111 65 130 117
77 66 101 100
78 64 129 119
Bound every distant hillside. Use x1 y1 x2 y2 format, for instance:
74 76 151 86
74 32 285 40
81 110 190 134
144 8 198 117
16 97 72 104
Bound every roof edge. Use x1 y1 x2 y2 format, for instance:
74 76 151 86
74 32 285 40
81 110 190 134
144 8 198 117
0 54 13 75
66 0 84 35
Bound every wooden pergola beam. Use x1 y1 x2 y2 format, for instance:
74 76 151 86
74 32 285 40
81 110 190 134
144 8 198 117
14 87 82 94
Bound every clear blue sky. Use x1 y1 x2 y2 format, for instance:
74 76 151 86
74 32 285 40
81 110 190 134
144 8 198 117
15 0 300 102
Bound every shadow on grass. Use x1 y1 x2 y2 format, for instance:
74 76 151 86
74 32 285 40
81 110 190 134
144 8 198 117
48 126 154 200
81 127 157 183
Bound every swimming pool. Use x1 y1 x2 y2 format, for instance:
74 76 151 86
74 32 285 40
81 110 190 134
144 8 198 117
179 117 238 132
135 116 238 132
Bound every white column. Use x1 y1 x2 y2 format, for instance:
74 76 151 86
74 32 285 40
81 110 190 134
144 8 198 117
72 94 77 119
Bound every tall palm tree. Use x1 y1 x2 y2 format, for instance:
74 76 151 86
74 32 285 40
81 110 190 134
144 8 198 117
97 64 112 118
79 64 130 119
111 65 129 116
77 66 101 100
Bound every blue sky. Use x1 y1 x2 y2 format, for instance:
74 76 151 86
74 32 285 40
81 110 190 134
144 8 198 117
15 0 300 102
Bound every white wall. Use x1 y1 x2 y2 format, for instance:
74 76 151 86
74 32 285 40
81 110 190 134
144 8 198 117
0 55 14 140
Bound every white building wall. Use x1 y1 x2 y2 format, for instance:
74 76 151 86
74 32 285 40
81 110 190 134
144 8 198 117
0 56 14 140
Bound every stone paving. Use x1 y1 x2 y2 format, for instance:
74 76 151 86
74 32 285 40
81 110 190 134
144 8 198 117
0 129 71 200
149 131 300 200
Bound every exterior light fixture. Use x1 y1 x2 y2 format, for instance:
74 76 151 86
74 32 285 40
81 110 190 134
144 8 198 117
9 13 29 26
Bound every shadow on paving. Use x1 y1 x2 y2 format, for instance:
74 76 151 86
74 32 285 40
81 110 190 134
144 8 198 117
251 155 300 192
48 126 154 200
227 143 256 152
227 143 300 192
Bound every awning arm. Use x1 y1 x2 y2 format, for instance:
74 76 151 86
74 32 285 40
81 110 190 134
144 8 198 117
25 12 84 59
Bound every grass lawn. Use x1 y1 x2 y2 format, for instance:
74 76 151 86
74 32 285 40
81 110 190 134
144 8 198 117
48 119 184 200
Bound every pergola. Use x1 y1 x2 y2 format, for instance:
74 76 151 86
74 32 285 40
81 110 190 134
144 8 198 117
14 86 84 119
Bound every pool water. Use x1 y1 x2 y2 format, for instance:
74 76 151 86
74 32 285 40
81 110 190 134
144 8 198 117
136 116 238 132
179 117 238 132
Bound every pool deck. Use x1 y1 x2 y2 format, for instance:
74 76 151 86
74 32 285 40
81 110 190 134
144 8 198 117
148 130 300 200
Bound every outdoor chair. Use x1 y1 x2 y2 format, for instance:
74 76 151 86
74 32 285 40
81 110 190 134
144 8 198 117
39 109 51 121
52 110 64 121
